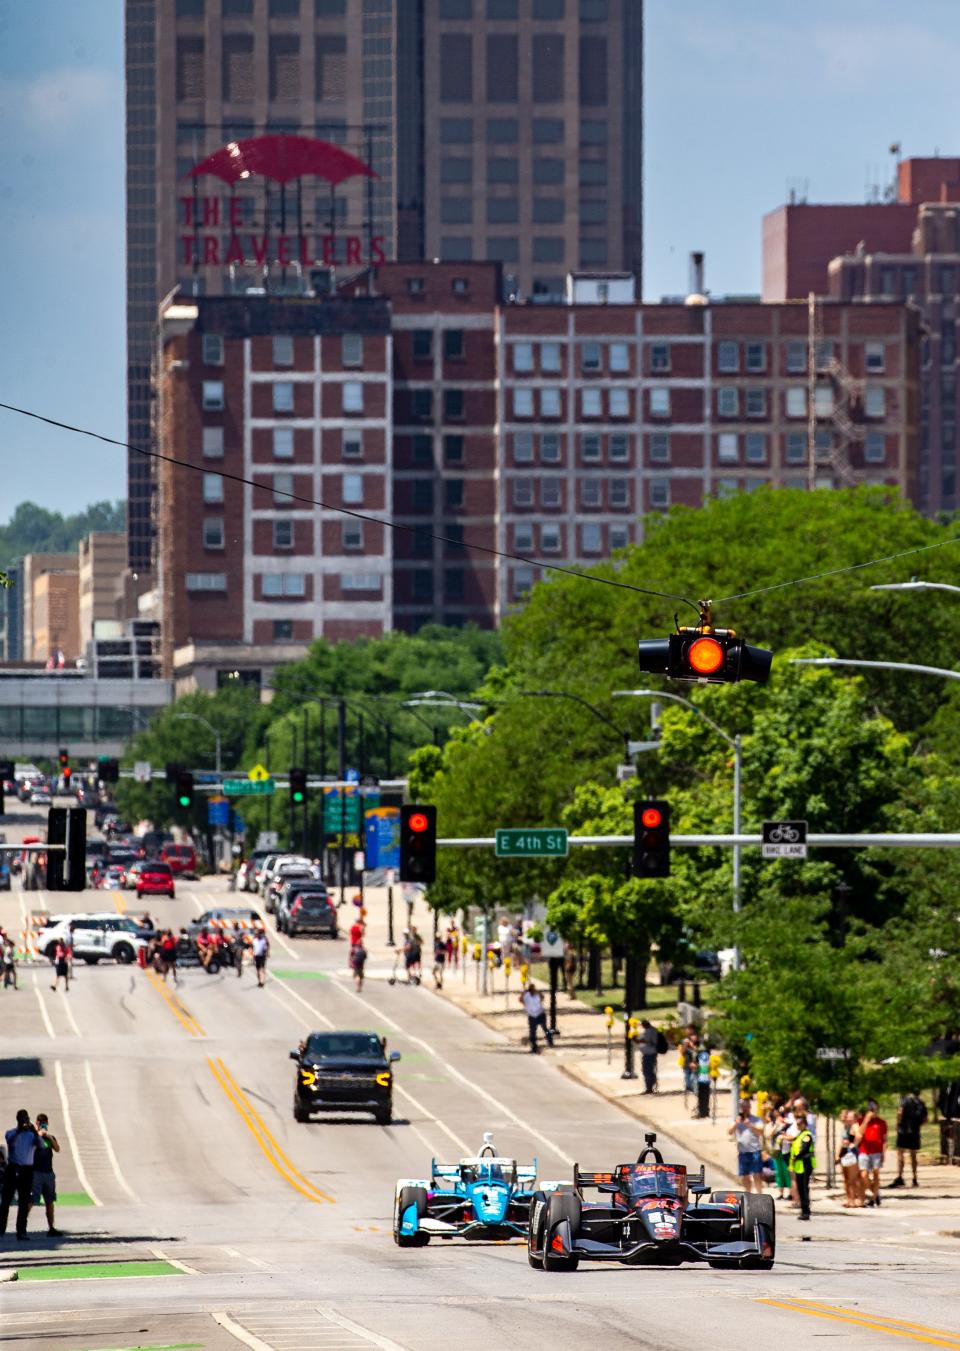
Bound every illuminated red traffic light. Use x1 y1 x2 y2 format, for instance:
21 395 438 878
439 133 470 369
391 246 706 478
687 637 725 675
641 807 662 829
408 812 429 833
400 804 437 883
633 800 671 878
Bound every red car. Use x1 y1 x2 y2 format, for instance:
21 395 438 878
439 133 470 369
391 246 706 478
160 843 197 877
137 860 176 899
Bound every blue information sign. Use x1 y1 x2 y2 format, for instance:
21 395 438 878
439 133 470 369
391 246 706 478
364 806 400 869
207 796 230 826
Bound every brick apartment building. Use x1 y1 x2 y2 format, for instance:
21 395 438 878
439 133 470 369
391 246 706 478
157 262 918 690
763 155 960 515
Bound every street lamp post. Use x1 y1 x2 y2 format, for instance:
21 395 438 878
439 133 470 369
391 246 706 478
173 713 222 774
790 657 960 683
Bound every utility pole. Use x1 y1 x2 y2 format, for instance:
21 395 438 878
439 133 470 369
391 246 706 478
302 704 309 856
338 698 346 908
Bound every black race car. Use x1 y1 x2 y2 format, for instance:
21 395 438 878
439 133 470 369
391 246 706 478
290 1030 400 1125
527 1133 775 1271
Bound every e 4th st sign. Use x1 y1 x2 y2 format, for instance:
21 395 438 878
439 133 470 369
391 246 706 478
762 821 808 859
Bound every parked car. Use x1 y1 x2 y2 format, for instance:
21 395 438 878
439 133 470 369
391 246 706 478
136 860 176 899
30 788 52 807
276 886 338 938
160 842 197 878
238 848 276 893
265 865 318 914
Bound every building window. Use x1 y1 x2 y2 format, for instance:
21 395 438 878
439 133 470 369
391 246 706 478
412 479 434 511
440 33 473 101
514 522 534 551
203 472 224 503
273 619 294 641
513 478 533 507
648 343 669 373
488 157 519 184
717 341 738 373
342 429 363 458
514 431 534 463
718 433 738 463
444 434 464 463
443 389 465 421
649 479 670 510
880 267 898 296
412 434 433 464
581 522 602 553
342 333 363 367
413 389 433 420
272 335 294 367
487 117 518 143
610 524 629 550
273 472 294 503
342 473 363 505
581 478 601 508
341 381 363 414
786 386 807 417
864 385 886 418
201 333 224 366
814 383 834 417
441 117 473 143
442 197 472 225
186 572 226 591
273 381 294 413
865 342 886 373
541 478 561 507
540 342 562 373
263 573 306 597
202 381 225 411
444 329 465 361
540 387 562 417
406 277 425 296
540 524 561 552
609 388 629 418
815 340 834 371
273 519 294 549
717 387 739 417
444 479 464 510
203 426 224 458
745 342 766 373
649 431 670 463
785 431 806 463
745 432 767 464
745 387 767 417
581 388 602 417
785 340 806 374
610 478 629 508
512 566 534 599
580 341 602 372
412 570 433 602
272 426 294 459
532 157 564 185
540 433 561 463
513 342 534 373
338 517 363 551
533 197 564 224
649 388 670 418
513 388 534 418
581 433 601 461
864 431 886 463
609 432 629 462
413 330 433 362
203 518 224 549
608 341 630 374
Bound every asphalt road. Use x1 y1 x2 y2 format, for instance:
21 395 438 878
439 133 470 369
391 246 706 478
2 803 960 1351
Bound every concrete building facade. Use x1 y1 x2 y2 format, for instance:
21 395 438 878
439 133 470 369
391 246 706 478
78 533 128 651
20 555 80 666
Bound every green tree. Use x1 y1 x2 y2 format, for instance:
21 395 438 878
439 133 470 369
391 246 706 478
0 499 126 567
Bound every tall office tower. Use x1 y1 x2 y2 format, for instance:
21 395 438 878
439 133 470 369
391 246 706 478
423 0 643 299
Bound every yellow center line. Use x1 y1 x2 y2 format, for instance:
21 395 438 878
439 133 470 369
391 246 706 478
145 968 206 1037
757 1299 960 1347
109 889 127 915
207 1056 335 1205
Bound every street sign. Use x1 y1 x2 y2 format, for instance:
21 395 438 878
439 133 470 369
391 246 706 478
257 831 278 850
816 1047 851 1061
248 763 270 782
346 767 360 783
762 820 808 859
222 778 275 796
133 760 152 784
495 828 568 858
207 796 230 826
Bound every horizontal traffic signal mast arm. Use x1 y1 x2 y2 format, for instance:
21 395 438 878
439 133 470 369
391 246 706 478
435 833 960 849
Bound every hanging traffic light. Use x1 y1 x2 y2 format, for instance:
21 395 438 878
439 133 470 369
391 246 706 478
99 757 120 784
289 767 307 804
58 748 69 768
400 804 437 884
46 807 86 892
165 762 182 785
638 601 772 686
633 800 671 879
176 770 194 809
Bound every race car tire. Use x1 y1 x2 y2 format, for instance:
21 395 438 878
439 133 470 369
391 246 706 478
394 1186 430 1247
739 1192 775 1268
113 943 135 964
542 1192 581 1271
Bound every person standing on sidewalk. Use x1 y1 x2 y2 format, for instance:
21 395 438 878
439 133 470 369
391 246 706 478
520 983 553 1054
789 1117 816 1221
28 1114 62 1237
858 1100 888 1207
638 1019 659 1094
0 1109 39 1241
889 1091 927 1190
2 936 18 990
680 1027 700 1101
728 1097 765 1193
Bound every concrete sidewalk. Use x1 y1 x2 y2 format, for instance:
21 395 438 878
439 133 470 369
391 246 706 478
358 887 960 1211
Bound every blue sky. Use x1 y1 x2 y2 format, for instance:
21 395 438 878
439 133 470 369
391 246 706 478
0 0 959 517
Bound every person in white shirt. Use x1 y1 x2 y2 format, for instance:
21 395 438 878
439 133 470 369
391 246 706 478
520 984 553 1054
252 929 269 988
727 1097 765 1193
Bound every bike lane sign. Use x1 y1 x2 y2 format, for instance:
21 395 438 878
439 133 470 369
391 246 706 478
762 820 807 859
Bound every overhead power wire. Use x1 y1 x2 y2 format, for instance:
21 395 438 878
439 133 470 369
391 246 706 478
0 400 700 615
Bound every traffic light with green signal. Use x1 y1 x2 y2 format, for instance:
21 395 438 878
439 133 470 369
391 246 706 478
289 767 307 804
176 770 194 809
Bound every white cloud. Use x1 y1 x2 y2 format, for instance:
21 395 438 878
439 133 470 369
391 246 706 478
1 67 118 134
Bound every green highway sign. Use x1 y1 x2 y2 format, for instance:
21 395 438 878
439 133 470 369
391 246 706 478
495 828 568 858
222 778 275 796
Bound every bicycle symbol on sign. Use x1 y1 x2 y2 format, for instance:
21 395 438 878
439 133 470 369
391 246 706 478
768 823 801 844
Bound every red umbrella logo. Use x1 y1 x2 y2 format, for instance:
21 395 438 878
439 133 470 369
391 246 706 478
183 133 377 187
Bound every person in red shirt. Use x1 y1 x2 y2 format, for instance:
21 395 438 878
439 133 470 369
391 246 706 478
349 918 365 959
857 1101 888 1207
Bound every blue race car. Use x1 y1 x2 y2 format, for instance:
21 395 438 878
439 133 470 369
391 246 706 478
393 1133 563 1247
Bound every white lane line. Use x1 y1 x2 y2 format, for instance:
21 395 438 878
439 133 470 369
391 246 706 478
83 1060 139 1202
53 1060 102 1207
62 987 82 1037
326 976 576 1167
221 1244 271 1270
212 1311 275 1351
33 977 56 1039
268 976 469 1153
315 1305 410 1351
149 1244 197 1274
265 917 301 961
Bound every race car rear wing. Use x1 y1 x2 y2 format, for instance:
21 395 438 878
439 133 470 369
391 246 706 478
574 1163 706 1190
431 1158 538 1183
